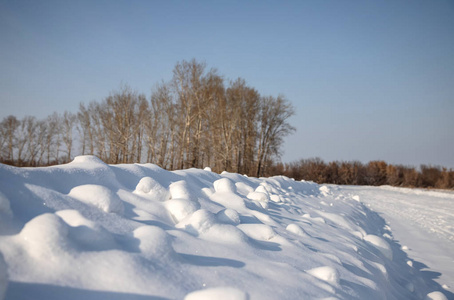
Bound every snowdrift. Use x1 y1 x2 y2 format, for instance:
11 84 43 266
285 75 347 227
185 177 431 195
0 156 449 299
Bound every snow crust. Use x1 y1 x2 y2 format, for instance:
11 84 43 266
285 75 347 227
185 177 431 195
0 157 451 300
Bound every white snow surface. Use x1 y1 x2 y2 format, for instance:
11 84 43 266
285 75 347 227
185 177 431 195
342 185 454 297
0 156 452 300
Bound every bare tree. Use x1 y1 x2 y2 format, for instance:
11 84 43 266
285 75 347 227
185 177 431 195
35 119 49 165
256 95 295 177
172 59 208 169
91 85 146 164
61 111 76 162
24 116 38 165
42 113 61 164
148 82 177 168
1 60 301 173
227 79 259 174
0 115 20 162
77 103 95 155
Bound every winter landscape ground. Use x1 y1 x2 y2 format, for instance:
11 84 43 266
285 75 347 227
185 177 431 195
0 156 452 300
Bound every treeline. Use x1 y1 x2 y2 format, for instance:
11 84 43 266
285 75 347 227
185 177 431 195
271 158 454 189
0 59 295 177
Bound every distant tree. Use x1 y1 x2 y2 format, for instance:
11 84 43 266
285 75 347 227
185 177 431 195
96 85 147 164
228 79 260 175
211 77 237 172
61 111 76 162
388 164 407 186
0 59 301 173
148 82 174 167
0 115 20 163
42 113 60 164
326 161 340 184
256 95 295 177
402 166 419 187
435 168 452 189
35 119 48 165
77 103 95 156
419 165 441 188
171 59 206 169
24 116 39 165
365 161 388 185
203 71 226 171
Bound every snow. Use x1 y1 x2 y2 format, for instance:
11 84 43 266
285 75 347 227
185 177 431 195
134 176 170 201
213 178 237 193
216 208 241 225
363 235 393 260
68 184 125 214
0 192 11 216
307 266 340 286
184 286 249 300
0 156 452 300
342 185 454 295
286 223 307 236
425 291 449 300
0 253 7 300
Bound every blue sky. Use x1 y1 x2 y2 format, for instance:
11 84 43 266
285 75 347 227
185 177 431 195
1 0 453 168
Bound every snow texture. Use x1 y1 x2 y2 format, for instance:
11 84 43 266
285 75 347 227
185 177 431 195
307 266 340 286
0 253 7 300
0 156 452 300
184 286 249 300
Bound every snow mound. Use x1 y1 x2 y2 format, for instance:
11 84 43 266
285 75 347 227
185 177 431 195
68 184 124 214
165 198 200 223
185 287 249 300
307 266 340 286
169 180 196 201
216 208 241 225
303 213 326 224
247 191 269 203
247 192 269 209
213 178 237 193
134 176 170 201
286 223 306 236
364 234 393 260
237 223 275 241
235 182 254 195
319 185 331 196
19 213 70 257
176 209 217 236
56 209 117 251
133 225 174 258
425 291 448 300
71 155 106 165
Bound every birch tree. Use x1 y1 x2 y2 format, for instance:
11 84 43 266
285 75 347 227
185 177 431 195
256 95 295 177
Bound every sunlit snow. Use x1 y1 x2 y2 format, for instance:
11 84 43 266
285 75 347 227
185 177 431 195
0 156 451 300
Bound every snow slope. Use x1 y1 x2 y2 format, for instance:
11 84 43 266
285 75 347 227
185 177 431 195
0 156 451 300
342 185 454 296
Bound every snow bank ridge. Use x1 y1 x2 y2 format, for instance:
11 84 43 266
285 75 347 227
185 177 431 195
0 156 449 300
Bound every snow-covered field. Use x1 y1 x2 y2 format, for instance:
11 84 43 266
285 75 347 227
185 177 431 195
0 156 452 300
344 185 454 294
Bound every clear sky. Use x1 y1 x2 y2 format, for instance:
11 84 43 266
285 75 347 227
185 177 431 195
1 0 453 168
